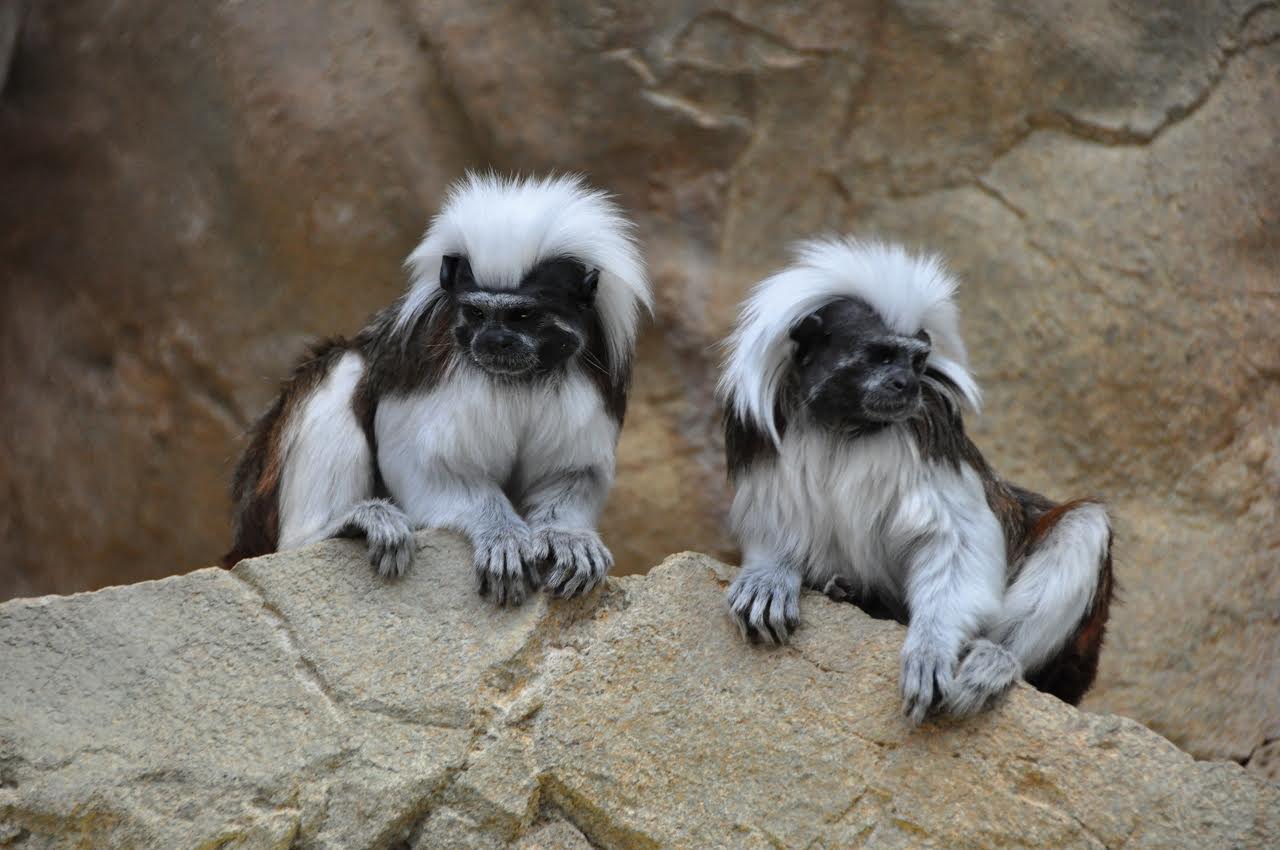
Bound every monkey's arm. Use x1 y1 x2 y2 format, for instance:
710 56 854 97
723 458 803 644
894 468 1006 724
522 466 613 597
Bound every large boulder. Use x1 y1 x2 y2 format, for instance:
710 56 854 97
0 0 1276 764
0 534 1276 849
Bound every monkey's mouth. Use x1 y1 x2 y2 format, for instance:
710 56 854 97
862 393 922 422
470 350 538 376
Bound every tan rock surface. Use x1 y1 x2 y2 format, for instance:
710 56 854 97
1 0 1276 763
1 534 1276 849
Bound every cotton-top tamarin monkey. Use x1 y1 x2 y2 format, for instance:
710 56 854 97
224 174 651 607
719 239 1113 723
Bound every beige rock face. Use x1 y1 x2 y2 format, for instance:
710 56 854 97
0 535 1277 849
1 0 1277 764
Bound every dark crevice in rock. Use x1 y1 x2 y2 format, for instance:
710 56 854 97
834 0 891 143
672 9 847 65
965 179 1060 270
881 10 1279 211
482 580 630 705
1004 4 1280 156
1240 0 1280 32
386 0 504 171
0 1 22 98
160 336 250 433
535 772 662 850
971 179 1028 223
365 586 635 850
366 765 469 850
230 569 345 724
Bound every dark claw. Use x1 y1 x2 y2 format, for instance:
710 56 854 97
762 598 782 644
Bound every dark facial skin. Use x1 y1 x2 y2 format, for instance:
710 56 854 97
788 297 932 432
440 255 599 378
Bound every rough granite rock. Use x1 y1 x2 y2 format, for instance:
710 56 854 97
1 0 1277 766
1 534 1276 849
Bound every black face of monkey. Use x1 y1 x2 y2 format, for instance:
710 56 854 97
789 297 932 430
441 255 599 377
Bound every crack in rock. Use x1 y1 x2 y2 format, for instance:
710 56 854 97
232 570 345 727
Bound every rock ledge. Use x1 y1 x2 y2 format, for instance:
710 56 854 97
1 533 1276 849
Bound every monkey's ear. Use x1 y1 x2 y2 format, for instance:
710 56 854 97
915 328 932 347
440 255 473 291
790 313 824 347
439 255 460 291
576 268 600 306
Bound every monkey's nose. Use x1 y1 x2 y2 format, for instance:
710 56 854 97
888 375 909 392
491 331 519 351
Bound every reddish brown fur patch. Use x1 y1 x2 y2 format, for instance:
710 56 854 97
1029 499 1092 545
976 477 1114 705
222 339 353 567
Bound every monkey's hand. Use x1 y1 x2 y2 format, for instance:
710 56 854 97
368 520 414 579
472 522 539 607
532 527 612 598
900 635 957 725
333 498 414 579
727 569 800 645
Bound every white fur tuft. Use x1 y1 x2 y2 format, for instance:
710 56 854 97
397 172 651 378
719 238 980 445
277 351 374 550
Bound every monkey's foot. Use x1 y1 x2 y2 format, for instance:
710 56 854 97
472 524 538 607
900 638 956 725
532 527 612 598
945 639 1021 718
820 576 857 603
727 570 800 645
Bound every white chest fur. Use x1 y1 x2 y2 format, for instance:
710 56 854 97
730 424 1002 594
375 365 618 503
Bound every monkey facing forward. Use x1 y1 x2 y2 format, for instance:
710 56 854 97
225 173 651 606
719 239 1113 723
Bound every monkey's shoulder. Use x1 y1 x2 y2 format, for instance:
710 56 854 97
723 402 780 478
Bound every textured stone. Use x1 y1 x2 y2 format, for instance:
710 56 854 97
1 535 1276 849
1247 738 1280 785
1 0 1277 765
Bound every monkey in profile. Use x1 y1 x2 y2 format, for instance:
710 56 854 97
224 173 651 606
719 238 1114 723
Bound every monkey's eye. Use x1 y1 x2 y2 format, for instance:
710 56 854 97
512 310 533 323
869 345 896 366
463 306 484 322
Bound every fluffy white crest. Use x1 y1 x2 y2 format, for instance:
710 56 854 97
719 238 981 445
398 172 651 378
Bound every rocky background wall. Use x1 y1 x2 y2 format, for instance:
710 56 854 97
0 0 1276 770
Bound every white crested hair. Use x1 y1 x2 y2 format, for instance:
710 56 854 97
397 172 651 378
719 237 981 445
